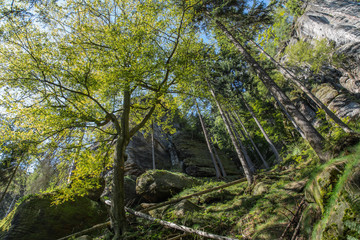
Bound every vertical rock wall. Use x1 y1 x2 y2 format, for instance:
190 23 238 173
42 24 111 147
296 0 360 93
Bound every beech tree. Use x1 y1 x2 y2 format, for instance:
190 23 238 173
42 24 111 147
0 0 203 238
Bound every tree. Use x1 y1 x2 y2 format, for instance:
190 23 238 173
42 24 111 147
191 0 330 161
237 92 282 163
248 39 354 134
208 81 253 184
0 1 202 238
195 100 222 178
232 111 269 169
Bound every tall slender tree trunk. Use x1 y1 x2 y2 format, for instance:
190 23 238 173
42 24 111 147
225 111 256 173
5 194 17 217
214 20 330 161
208 82 253 184
0 156 22 205
238 93 283 163
272 92 306 139
209 138 227 177
249 39 353 134
230 111 261 165
151 120 156 170
233 111 269 169
111 89 131 240
195 101 222 178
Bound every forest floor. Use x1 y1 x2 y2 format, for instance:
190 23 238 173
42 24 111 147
113 140 360 240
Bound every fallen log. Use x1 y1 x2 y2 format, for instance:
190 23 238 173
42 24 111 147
141 177 247 212
126 207 238 240
57 221 111 240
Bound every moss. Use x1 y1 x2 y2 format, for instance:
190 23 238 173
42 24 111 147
0 194 107 240
322 223 340 240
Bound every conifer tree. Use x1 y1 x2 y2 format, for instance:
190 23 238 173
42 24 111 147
192 0 330 161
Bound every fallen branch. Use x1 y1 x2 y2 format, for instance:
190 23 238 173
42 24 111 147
141 177 247 212
291 214 303 240
167 233 189 240
57 221 111 240
279 198 306 240
126 207 238 240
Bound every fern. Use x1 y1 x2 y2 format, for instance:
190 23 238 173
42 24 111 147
345 220 360 233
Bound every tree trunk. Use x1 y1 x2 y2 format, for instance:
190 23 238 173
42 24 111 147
5 195 17 217
225 111 255 173
111 89 131 240
272 93 306 139
238 93 283 163
195 101 222 178
215 20 329 162
151 120 156 170
233 111 269 169
209 138 227 177
249 39 353 134
0 157 22 205
208 82 253 184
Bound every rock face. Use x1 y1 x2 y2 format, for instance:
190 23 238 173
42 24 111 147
174 136 242 177
125 130 175 176
124 123 242 178
136 170 201 203
0 194 107 240
296 0 360 93
312 83 360 122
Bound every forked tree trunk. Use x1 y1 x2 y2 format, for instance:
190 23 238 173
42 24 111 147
195 101 222 178
225 111 256 173
249 39 354 134
233 111 269 169
238 93 283 163
215 20 329 162
208 82 253 184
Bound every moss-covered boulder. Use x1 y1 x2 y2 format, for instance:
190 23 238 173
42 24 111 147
305 161 346 213
314 162 360 240
136 170 201 202
173 200 202 217
253 182 271 196
0 194 107 240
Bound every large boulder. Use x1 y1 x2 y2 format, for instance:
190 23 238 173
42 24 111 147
136 170 201 202
102 174 143 207
0 194 107 240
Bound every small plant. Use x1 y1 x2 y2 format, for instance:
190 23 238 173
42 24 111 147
285 38 341 73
